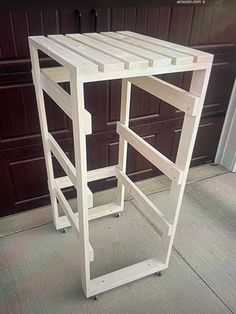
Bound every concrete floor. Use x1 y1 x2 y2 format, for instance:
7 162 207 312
0 165 236 314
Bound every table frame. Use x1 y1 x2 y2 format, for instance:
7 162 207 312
29 33 212 298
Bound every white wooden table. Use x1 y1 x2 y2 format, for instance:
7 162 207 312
29 31 213 299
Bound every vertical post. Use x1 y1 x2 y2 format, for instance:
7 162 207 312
70 70 91 296
160 68 212 265
117 79 132 210
29 43 59 228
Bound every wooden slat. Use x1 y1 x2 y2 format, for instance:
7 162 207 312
117 169 172 236
41 67 69 83
87 32 171 67
117 123 183 184
28 36 98 73
41 71 91 134
55 176 93 208
48 35 124 73
41 71 72 119
66 34 149 70
55 166 116 188
118 31 214 63
57 202 121 226
87 165 117 182
129 76 199 116
48 134 77 187
74 61 212 83
89 258 166 297
54 182 94 261
88 202 121 220
112 32 194 65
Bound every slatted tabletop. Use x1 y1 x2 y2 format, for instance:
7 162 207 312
30 31 213 82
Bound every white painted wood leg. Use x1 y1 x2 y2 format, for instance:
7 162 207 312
116 79 131 211
70 72 91 296
159 69 212 265
29 45 60 228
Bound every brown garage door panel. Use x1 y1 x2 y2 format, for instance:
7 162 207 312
0 141 75 216
170 115 225 167
0 85 72 150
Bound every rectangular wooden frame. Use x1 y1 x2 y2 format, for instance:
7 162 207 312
29 34 212 298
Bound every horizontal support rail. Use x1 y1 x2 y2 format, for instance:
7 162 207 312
89 258 167 297
41 71 72 118
54 182 94 261
41 67 70 83
57 202 121 228
55 176 93 208
129 76 199 116
87 165 117 182
41 71 91 134
88 202 121 220
117 168 172 236
48 134 77 187
117 123 183 184
54 165 117 189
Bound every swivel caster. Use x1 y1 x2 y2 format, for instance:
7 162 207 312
115 213 120 218
60 228 66 234
156 271 162 276
91 295 98 300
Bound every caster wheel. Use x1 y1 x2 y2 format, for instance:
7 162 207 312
91 295 98 300
156 271 162 276
115 213 120 218
60 228 66 234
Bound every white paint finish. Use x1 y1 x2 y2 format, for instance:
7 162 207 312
29 32 212 298
117 168 172 236
70 75 91 294
117 122 183 184
29 36 98 73
87 165 117 182
88 202 121 220
54 182 94 261
117 79 131 210
57 203 121 229
41 71 72 119
129 76 199 116
118 31 213 63
29 44 60 229
75 61 211 83
48 34 124 73
113 32 194 65
41 70 91 134
215 78 236 172
160 69 212 267
55 176 93 208
66 33 149 70
41 62 211 84
89 258 167 297
48 133 77 187
41 66 70 83
87 32 172 67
